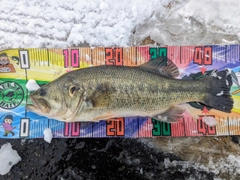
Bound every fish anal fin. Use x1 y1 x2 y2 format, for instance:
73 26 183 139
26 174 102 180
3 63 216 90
139 57 179 78
152 105 185 122
88 82 116 108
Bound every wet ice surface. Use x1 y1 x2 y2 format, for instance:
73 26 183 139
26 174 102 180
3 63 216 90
0 138 215 180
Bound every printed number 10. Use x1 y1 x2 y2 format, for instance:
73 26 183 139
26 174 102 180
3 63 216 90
63 49 80 68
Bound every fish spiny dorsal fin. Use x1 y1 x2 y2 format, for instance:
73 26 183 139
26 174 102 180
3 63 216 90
138 57 179 78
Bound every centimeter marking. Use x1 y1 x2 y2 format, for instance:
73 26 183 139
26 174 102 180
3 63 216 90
15 45 240 138
19 116 240 138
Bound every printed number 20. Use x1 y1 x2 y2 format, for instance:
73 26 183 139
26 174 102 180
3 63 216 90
105 48 123 66
106 118 125 136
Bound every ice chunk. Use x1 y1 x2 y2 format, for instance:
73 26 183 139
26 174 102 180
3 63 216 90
211 72 222 79
216 90 224 96
202 116 217 127
86 54 90 61
226 68 232 75
43 128 53 143
26 79 40 91
157 115 168 121
226 79 229 86
164 157 171 168
222 38 237 44
0 143 21 175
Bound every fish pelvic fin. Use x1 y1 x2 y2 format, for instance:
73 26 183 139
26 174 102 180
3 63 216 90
203 69 233 113
87 82 116 108
152 105 185 122
138 57 179 78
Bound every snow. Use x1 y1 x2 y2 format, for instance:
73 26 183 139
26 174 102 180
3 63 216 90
202 116 218 127
0 0 240 48
164 157 190 170
0 143 21 175
43 128 53 143
164 154 240 178
26 79 40 91
194 154 240 176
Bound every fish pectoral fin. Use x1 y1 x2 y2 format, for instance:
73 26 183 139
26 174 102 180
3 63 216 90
139 57 179 78
152 105 185 122
88 82 116 108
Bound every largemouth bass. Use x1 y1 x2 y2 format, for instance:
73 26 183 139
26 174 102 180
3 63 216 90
26 57 233 122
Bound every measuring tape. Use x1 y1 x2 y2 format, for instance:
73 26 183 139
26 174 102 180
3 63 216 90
0 45 240 138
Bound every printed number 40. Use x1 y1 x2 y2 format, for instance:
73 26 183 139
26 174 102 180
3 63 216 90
193 47 212 65
197 116 216 135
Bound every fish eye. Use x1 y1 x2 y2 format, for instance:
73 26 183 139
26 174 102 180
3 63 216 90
69 86 80 97
39 89 46 96
70 86 76 95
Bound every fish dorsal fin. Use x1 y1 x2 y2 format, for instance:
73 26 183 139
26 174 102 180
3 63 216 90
139 57 179 78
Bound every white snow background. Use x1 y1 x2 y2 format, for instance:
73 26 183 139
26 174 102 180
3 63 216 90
0 0 239 48
1 0 240 178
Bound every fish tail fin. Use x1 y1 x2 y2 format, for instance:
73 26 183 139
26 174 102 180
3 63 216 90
203 69 233 113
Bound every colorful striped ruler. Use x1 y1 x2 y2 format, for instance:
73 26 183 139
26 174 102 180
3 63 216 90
0 45 240 138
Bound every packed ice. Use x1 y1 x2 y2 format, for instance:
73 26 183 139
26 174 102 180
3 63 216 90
26 79 40 91
0 0 240 48
216 90 224 96
43 128 53 143
211 72 222 79
0 143 21 175
202 116 218 127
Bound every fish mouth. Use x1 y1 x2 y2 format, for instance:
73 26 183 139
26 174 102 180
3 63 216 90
26 96 51 114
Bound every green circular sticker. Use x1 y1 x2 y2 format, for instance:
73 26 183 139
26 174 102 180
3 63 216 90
0 81 24 109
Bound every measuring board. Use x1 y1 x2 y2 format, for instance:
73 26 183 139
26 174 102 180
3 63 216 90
0 45 240 139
